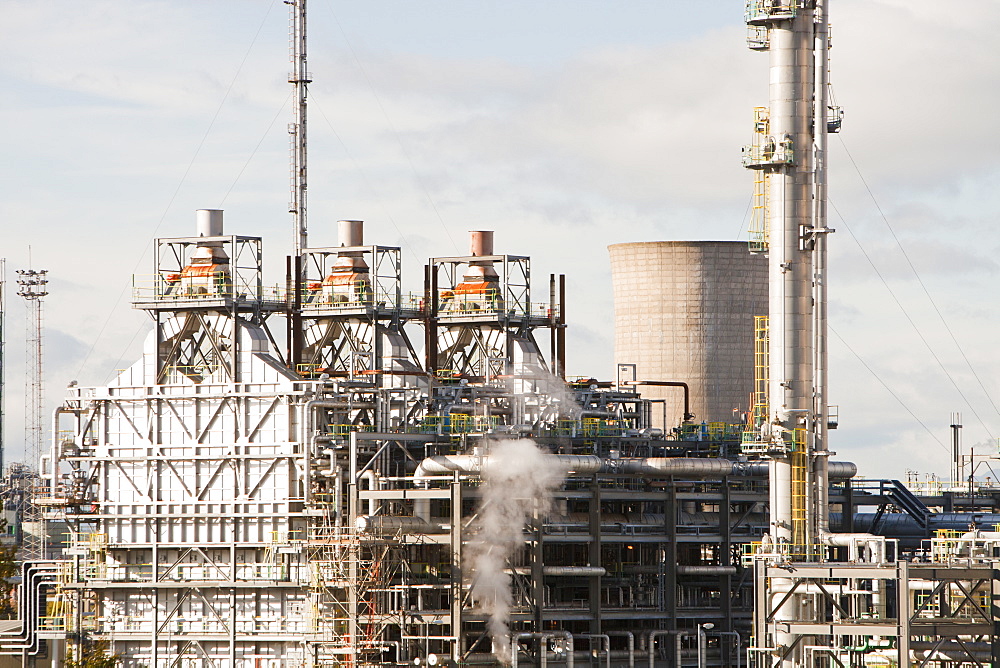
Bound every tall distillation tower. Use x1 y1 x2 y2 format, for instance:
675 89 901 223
742 0 837 563
742 0 835 663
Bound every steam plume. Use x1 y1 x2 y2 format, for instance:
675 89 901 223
467 439 565 663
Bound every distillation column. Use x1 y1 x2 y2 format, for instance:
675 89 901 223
744 2 825 665
761 2 817 557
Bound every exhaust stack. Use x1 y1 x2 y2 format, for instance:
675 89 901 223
179 209 230 295
323 220 371 304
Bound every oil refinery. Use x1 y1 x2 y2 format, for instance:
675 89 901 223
0 1 997 667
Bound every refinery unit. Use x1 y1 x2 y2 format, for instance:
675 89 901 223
0 1 996 667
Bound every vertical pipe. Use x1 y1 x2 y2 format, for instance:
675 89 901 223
557 274 567 379
285 256 294 366
292 255 304 369
549 274 557 369
950 416 962 484
450 477 463 663
424 264 438 374
812 0 832 540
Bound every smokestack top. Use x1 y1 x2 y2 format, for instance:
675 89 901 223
196 209 224 237
469 230 494 257
338 220 364 247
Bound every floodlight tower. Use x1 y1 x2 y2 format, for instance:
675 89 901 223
17 268 48 472
17 266 48 562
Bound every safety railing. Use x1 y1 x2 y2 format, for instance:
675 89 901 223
436 288 556 321
133 273 283 305
325 424 377 436
679 422 745 441
927 531 1000 564
412 414 499 435
745 0 798 24
742 139 794 168
741 541 829 565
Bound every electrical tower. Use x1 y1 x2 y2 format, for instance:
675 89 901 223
16 268 47 561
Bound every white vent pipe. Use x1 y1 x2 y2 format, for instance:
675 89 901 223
196 209 224 237
338 220 363 247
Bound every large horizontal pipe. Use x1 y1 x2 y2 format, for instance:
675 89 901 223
355 515 447 534
542 566 607 577
832 513 1000 536
675 565 737 575
416 454 857 480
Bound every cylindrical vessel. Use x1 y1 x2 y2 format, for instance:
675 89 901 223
608 241 767 430
196 209 224 237
469 230 494 256
338 220 364 247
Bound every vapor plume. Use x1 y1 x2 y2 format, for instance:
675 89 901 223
466 439 565 663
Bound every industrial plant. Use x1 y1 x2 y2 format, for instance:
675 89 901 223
0 1 995 667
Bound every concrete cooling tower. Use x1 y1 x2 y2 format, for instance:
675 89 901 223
609 241 768 431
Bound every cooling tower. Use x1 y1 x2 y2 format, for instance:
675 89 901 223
609 241 767 430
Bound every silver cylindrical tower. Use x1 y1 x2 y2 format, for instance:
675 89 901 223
609 241 767 430
766 5 816 547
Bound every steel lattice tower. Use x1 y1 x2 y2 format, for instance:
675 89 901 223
16 267 48 562
17 268 47 472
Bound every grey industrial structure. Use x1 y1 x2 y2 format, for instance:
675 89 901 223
0 1 996 667
609 241 767 430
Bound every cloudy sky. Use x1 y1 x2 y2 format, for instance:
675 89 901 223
1 0 998 479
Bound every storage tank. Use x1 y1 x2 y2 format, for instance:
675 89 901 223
608 241 767 431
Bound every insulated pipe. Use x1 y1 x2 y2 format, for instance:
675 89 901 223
338 220 363 247
355 515 445 534
676 565 738 575
577 634 610 668
646 631 685 668
819 533 888 564
49 407 77 500
605 632 635 668
812 0 832 541
742 460 855 479
413 454 858 480
711 631 742 668
196 209 224 237
616 458 731 477
359 470 379 516
511 632 573 668
541 566 606 577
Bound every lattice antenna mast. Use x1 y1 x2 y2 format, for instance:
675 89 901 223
17 268 47 471
289 0 311 256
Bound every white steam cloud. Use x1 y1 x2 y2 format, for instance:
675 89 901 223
466 439 565 663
